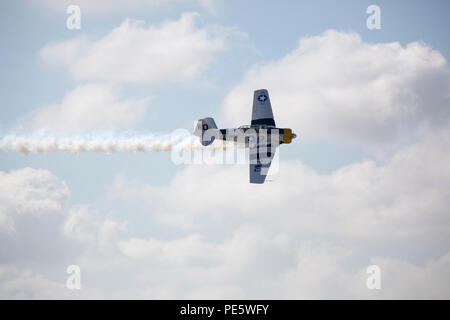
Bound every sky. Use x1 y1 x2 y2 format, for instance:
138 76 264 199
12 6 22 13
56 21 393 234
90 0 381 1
0 0 450 299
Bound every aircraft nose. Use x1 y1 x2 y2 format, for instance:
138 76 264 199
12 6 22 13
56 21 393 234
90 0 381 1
292 133 297 139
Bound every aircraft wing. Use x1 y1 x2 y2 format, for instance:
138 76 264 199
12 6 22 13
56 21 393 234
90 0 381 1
251 89 276 127
249 143 275 184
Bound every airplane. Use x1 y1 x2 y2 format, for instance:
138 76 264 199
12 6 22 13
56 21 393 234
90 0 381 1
194 89 297 184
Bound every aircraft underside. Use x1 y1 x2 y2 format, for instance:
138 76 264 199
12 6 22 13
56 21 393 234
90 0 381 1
194 89 297 183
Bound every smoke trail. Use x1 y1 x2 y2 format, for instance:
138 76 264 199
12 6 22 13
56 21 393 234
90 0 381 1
0 132 239 154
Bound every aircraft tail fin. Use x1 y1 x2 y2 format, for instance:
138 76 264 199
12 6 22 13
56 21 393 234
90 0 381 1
194 117 218 146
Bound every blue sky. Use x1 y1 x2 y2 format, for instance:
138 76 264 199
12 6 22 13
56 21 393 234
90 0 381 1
0 0 450 298
0 0 447 189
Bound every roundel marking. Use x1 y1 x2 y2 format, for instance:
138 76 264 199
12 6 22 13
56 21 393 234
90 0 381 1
258 94 268 103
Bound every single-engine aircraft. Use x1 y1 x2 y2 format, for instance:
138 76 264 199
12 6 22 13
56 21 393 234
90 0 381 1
194 89 297 184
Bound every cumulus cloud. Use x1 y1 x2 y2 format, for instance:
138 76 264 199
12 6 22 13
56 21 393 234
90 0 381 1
107 124 450 298
63 206 127 266
110 126 450 249
0 168 69 232
221 30 450 153
40 13 228 84
280 242 450 299
364 252 450 299
18 83 150 133
0 265 107 299
1 148 449 298
2 235 450 299
2 29 450 299
0 265 67 299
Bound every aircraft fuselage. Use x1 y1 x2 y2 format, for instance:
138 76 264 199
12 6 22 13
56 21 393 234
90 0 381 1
216 126 296 147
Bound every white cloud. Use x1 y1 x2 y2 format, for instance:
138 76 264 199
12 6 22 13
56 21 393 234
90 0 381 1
107 124 450 299
0 265 107 299
63 205 127 266
365 252 450 299
2 234 449 299
221 30 450 153
0 265 67 299
0 168 69 232
40 13 228 84
1 146 449 298
280 242 450 299
2 29 450 299
19 83 150 133
110 126 450 250
280 242 356 299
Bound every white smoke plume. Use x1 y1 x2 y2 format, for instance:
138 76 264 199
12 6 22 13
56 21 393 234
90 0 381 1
0 132 236 155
